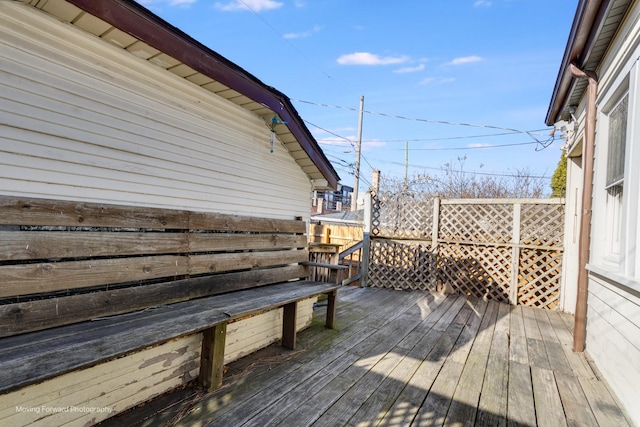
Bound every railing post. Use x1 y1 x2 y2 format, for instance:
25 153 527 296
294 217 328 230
510 203 521 305
360 191 372 287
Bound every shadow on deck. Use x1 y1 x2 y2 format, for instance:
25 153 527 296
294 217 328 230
100 287 631 427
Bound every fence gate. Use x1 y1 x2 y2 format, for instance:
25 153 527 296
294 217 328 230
368 193 565 310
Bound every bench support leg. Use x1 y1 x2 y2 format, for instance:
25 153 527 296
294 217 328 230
199 322 227 392
326 290 337 329
282 302 297 350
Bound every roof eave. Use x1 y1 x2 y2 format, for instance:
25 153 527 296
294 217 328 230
65 0 339 189
545 0 612 126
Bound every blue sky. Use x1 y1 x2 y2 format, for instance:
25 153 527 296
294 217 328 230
138 0 578 193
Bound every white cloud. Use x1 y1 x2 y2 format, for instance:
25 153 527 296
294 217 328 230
363 140 387 150
283 25 322 39
337 52 409 66
317 134 385 151
394 64 425 74
215 0 283 12
474 0 492 7
446 55 484 66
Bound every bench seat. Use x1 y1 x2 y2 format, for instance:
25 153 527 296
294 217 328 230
0 280 340 395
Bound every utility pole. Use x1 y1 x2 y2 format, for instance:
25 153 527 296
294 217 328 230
352 95 364 211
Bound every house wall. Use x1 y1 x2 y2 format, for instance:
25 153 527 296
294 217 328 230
576 2 640 424
560 151 583 314
0 1 313 220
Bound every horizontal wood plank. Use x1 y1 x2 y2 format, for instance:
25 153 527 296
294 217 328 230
0 230 189 261
188 250 307 275
0 255 188 298
0 265 309 336
188 233 306 252
0 196 190 229
189 211 305 233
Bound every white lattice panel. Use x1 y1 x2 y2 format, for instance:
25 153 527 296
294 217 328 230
367 197 565 309
517 249 562 309
439 203 513 243
520 204 565 247
372 193 432 239
368 239 436 290
438 243 511 303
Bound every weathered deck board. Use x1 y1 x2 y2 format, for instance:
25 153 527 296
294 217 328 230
509 305 529 365
476 302 510 427
531 366 567 427
98 287 632 427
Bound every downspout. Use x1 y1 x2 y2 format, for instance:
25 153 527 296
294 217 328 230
570 63 598 352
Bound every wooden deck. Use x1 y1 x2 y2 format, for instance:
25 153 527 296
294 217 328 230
101 287 631 427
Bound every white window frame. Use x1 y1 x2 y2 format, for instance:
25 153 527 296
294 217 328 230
600 90 629 265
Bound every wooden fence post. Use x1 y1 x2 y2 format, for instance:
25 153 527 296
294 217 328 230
431 195 440 250
323 227 331 243
360 191 372 287
510 203 521 305
431 196 441 290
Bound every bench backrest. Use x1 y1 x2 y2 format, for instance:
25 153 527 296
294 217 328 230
0 196 309 337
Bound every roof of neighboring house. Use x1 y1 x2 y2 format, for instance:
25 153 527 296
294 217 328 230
546 0 633 126
22 0 339 189
311 210 364 225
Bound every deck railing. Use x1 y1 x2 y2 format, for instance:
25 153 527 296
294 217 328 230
309 241 363 286
339 240 363 286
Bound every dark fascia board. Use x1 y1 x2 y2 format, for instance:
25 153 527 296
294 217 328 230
65 0 339 189
545 0 611 126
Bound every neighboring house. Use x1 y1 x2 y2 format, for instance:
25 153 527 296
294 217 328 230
546 0 640 424
311 209 364 226
0 0 339 421
312 184 354 213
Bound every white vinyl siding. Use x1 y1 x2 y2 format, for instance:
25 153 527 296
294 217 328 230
586 273 640 424
0 2 312 220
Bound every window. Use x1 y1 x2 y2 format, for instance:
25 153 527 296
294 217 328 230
604 93 628 259
606 93 628 189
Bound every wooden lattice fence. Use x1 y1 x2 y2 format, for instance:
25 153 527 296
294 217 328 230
368 194 565 310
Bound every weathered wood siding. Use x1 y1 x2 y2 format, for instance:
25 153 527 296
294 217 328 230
0 298 315 427
0 1 312 220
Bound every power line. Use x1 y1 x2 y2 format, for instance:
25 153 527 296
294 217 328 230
293 98 555 149
367 157 551 179
304 120 357 151
392 141 540 151
320 129 551 143
318 138 540 151
237 0 336 83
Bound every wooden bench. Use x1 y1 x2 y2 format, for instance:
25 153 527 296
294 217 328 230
0 196 345 397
